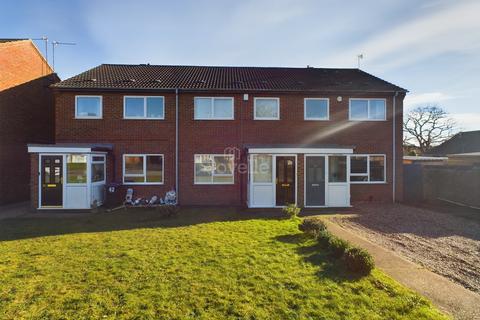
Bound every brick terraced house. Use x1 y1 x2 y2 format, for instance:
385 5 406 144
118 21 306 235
0 39 58 205
28 64 406 209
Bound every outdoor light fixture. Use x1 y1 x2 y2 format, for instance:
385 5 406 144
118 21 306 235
337 96 343 102
243 94 249 101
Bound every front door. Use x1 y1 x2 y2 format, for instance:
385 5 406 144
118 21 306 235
305 156 326 206
41 155 63 207
275 156 295 206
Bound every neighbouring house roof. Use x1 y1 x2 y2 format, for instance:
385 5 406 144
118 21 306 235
429 130 480 156
52 64 407 93
0 39 54 91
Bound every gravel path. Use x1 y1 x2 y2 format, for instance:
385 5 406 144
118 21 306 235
331 203 480 293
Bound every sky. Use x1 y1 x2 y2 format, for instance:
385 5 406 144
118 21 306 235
2 0 479 131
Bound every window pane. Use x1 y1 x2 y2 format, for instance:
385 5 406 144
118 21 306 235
125 97 144 117
370 156 385 181
305 99 328 119
255 99 278 118
351 156 368 174
194 98 212 119
370 100 386 120
67 154 87 183
214 156 233 175
146 155 163 183
125 156 144 175
253 155 272 183
213 175 234 183
213 98 233 118
350 100 368 119
77 97 101 117
92 163 105 182
195 155 213 183
146 97 164 118
124 176 145 183
328 156 347 182
351 175 368 182
92 156 104 162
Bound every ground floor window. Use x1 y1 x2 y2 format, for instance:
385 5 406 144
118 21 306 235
350 154 385 183
123 154 164 184
67 154 87 183
91 155 106 183
194 154 234 184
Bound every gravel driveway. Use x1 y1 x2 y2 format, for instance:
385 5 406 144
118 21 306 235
331 203 480 293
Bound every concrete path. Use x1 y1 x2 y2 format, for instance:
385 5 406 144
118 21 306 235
324 218 480 320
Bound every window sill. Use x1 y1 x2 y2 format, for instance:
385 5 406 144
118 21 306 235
123 117 165 120
75 117 103 120
123 182 165 185
348 119 386 122
194 118 235 121
193 182 235 185
350 181 387 184
304 118 329 121
253 118 280 121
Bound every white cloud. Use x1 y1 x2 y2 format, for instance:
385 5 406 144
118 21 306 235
404 92 453 108
324 0 480 70
450 113 480 131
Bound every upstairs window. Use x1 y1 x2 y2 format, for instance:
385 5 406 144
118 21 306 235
350 154 386 183
75 96 102 119
194 97 234 120
254 98 279 120
124 96 165 119
304 98 329 120
349 99 386 121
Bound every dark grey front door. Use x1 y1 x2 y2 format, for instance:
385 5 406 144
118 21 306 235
305 156 325 206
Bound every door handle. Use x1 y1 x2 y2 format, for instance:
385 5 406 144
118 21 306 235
281 183 290 187
311 183 320 187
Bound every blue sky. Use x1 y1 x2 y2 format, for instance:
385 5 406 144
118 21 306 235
2 0 479 130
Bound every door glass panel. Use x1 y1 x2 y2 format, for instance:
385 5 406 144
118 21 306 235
252 155 272 183
54 167 61 183
92 163 105 182
329 156 347 182
67 154 87 183
44 167 51 183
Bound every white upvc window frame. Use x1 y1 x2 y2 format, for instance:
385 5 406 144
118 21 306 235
194 154 235 185
254 97 280 120
91 154 106 184
75 95 103 119
304 98 330 120
348 98 387 121
123 154 164 185
123 96 165 120
193 97 234 120
350 154 386 184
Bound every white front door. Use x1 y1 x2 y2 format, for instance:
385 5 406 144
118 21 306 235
326 155 350 207
249 154 274 207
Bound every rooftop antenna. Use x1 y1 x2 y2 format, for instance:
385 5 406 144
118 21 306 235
52 40 76 72
357 53 364 69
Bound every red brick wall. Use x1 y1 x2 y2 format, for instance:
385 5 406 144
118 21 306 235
49 90 405 207
0 74 57 205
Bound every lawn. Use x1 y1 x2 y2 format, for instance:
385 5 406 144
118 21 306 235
0 209 447 319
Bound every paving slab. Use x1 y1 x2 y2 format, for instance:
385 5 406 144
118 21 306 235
324 217 480 320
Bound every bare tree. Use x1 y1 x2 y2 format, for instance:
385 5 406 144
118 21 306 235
403 106 457 154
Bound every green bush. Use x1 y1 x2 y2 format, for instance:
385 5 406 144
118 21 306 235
283 203 301 219
328 236 351 258
298 218 327 237
344 247 375 275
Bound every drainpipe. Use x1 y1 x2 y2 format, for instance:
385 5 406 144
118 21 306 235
392 91 399 203
175 88 179 204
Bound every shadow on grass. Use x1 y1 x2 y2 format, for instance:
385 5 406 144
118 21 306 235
275 232 363 283
0 207 288 242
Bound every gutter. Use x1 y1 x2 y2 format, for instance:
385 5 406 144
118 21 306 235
392 91 399 203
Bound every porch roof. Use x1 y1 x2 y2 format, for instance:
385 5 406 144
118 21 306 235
27 143 113 153
245 144 354 154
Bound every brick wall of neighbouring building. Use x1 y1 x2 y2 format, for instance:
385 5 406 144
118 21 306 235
39 89 403 208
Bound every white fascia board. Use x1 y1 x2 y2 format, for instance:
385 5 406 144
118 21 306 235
28 146 92 153
248 148 353 154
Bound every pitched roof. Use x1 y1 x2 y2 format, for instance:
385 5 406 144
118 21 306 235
429 130 480 156
53 64 407 92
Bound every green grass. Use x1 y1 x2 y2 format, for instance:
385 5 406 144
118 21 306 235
0 210 447 319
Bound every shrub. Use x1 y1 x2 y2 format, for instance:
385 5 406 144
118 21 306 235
344 247 375 275
283 203 301 219
328 236 351 258
298 218 327 237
